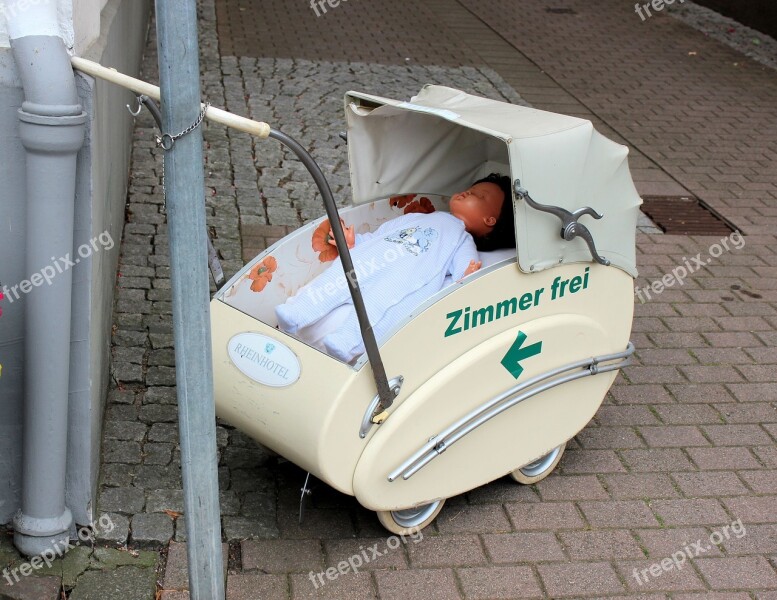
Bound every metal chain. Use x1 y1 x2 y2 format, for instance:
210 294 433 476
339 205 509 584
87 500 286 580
155 102 211 151
153 101 211 206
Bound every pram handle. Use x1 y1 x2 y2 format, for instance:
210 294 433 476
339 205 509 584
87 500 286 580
71 57 272 138
70 56 397 415
513 180 611 266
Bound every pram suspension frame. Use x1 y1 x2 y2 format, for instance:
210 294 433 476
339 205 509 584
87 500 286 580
387 342 635 482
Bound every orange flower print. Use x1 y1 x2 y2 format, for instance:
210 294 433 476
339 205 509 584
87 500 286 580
389 194 416 209
248 256 277 292
403 196 435 214
311 219 340 262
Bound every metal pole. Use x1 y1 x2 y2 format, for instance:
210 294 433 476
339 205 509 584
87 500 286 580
154 2 224 599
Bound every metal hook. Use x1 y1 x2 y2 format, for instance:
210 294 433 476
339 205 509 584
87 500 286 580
126 95 143 117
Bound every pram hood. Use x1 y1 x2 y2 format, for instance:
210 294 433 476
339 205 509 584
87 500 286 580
344 85 640 277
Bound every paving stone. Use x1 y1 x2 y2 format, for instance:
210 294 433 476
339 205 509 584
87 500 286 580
635 526 725 560
672 471 750 497
638 425 710 448
601 473 681 500
559 449 627 474
615 559 707 593
102 440 143 464
324 538 407 571
148 423 179 444
579 500 659 528
559 529 645 561
0 576 62 600
68 566 156 600
94 513 130 546
241 539 322 573
104 421 148 442
620 448 697 472
505 501 584 531
482 531 565 563
722 496 777 524
686 447 763 470
373 568 460 600
738 470 777 494
225 573 288 600
717 523 777 555
161 541 228 591
537 562 625 597
138 404 178 424
223 516 279 541
145 489 184 514
143 386 177 404
130 513 174 547
458 565 542 599
141 442 173 465
99 487 145 514
695 556 777 590
133 465 182 489
406 533 487 568
91 547 158 570
61 546 93 588
289 570 375 600
536 474 609 501
434 503 512 534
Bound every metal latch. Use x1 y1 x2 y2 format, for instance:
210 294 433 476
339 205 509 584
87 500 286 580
514 179 610 266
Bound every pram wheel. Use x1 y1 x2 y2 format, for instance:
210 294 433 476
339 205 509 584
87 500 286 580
376 499 446 535
509 443 566 485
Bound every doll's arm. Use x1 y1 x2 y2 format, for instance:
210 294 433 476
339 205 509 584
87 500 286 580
450 235 481 282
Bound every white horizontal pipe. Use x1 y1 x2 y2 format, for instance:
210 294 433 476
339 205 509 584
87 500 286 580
71 56 272 138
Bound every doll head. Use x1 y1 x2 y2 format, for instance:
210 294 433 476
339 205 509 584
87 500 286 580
449 173 515 250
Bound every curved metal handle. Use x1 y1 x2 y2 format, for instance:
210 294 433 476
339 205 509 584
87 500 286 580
514 180 610 266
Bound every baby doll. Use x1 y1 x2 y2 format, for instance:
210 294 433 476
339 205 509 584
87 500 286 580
275 174 514 362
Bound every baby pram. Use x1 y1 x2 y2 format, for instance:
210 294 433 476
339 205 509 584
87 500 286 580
211 85 639 534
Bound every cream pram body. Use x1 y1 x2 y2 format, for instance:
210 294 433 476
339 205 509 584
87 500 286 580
211 86 639 533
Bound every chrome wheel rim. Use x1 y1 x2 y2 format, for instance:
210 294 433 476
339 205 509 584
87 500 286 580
391 500 442 528
519 445 562 478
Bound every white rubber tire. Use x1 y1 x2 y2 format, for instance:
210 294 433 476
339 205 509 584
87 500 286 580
509 442 566 485
376 499 446 536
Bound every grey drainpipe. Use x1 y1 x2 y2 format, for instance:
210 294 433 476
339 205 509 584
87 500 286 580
8 15 86 554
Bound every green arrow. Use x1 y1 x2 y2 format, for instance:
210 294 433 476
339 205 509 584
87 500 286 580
501 331 542 379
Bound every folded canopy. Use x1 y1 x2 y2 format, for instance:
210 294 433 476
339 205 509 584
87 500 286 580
344 85 640 277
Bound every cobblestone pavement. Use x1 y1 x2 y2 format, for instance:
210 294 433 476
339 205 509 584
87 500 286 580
8 0 773 598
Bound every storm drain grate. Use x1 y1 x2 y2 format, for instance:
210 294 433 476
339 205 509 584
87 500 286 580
546 7 577 14
640 196 736 236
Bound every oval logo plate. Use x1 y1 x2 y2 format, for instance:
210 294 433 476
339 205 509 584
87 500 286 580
227 332 301 387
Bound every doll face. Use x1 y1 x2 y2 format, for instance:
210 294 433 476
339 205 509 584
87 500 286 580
449 182 505 237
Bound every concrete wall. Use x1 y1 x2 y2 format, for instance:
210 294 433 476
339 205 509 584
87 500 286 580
0 0 150 525
1 0 110 54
